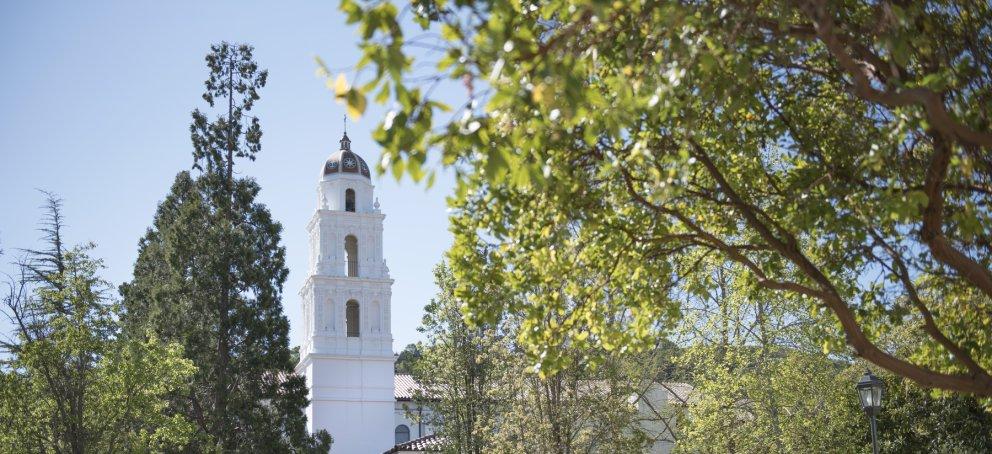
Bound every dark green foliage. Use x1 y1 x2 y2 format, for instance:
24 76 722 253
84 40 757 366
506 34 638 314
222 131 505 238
394 343 423 374
876 371 992 452
122 172 316 451
121 43 329 452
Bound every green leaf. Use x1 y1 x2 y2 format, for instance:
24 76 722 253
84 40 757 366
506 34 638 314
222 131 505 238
345 89 367 119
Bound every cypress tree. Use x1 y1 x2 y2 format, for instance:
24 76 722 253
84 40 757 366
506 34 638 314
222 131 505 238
121 42 330 452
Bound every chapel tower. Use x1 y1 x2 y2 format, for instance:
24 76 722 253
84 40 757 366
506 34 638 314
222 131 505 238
297 131 394 453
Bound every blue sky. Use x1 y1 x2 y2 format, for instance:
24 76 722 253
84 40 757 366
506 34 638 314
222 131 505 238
0 1 454 351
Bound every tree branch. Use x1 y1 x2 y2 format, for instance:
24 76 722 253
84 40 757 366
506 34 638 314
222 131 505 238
920 133 992 299
800 0 992 149
684 136 992 395
867 228 990 378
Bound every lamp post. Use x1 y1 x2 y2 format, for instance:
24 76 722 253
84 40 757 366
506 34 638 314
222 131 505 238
856 369 884 454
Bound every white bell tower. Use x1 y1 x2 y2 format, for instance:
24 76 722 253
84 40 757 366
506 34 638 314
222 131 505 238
298 131 394 453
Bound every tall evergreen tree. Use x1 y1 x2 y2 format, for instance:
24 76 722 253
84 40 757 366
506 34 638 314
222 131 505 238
121 42 330 452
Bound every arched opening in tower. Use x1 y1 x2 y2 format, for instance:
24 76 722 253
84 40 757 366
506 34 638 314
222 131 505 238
345 235 359 277
345 188 356 212
346 300 360 337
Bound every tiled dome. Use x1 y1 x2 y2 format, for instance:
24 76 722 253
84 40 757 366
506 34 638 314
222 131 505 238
323 132 371 179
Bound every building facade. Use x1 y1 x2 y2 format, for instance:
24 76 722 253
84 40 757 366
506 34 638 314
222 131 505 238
393 374 437 445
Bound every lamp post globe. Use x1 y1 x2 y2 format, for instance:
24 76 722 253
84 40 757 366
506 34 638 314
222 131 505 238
856 369 884 454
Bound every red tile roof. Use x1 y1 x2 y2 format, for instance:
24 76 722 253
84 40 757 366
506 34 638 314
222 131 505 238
383 434 444 453
394 374 420 401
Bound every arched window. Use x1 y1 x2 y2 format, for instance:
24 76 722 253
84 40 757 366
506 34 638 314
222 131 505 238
346 300 360 337
345 188 356 212
345 235 358 277
395 424 410 444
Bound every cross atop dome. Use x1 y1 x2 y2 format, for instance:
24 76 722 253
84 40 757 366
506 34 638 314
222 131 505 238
340 115 352 151
324 123 370 179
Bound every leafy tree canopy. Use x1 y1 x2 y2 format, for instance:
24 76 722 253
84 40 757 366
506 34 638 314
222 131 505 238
412 263 513 453
1 193 196 452
412 262 656 453
337 0 992 395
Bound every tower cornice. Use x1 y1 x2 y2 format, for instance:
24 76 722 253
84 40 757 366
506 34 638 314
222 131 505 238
306 209 386 231
298 274 394 296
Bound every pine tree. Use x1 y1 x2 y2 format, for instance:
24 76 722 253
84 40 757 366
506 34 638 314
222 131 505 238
121 42 330 452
